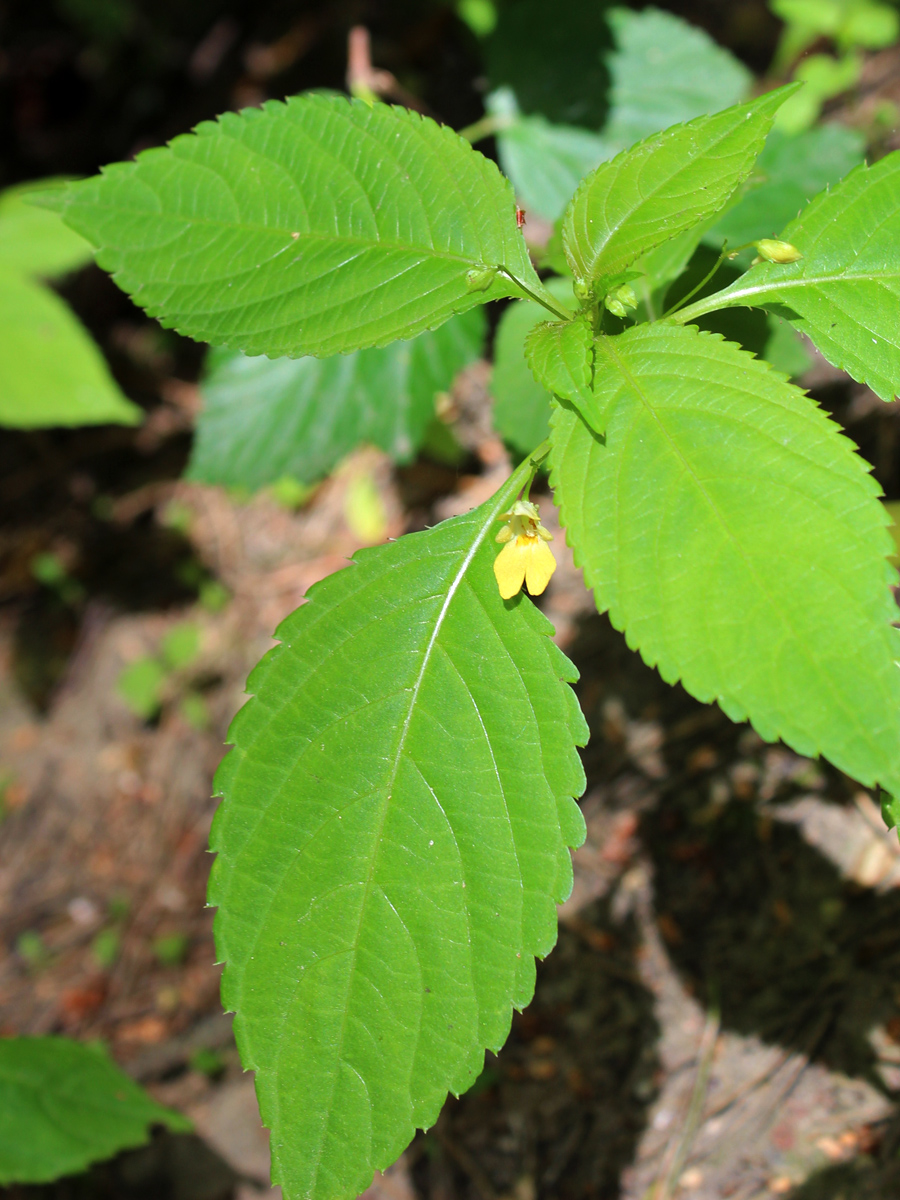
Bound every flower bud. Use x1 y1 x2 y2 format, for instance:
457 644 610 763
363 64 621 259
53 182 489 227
753 239 802 264
604 283 637 318
466 265 498 292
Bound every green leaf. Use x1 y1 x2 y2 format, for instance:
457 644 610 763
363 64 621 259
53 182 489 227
189 310 484 490
550 322 900 796
0 273 140 428
491 278 576 454
602 6 751 148
209 468 587 1200
678 152 900 401
524 317 602 433
47 94 549 359
0 1036 189 1184
562 87 797 286
706 124 865 249
484 0 613 128
488 90 615 223
0 182 94 277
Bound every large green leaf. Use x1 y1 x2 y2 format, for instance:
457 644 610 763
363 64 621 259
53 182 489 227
0 273 140 428
189 309 484 490
562 87 796 287
0 181 94 278
488 90 615 224
491 278 576 454
0 1036 189 1184
602 6 751 148
209 465 587 1200
43 94 549 359
706 124 865 249
550 322 900 795
676 152 900 401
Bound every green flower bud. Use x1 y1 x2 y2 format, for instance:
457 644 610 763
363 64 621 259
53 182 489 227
466 265 498 292
573 277 592 301
754 239 802 264
603 283 638 319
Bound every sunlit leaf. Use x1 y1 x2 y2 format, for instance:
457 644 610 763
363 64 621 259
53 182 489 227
43 94 551 358
550 322 900 795
210 468 587 1200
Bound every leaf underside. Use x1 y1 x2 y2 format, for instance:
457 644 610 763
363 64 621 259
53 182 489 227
562 87 796 284
209 479 587 1200
550 323 900 794
48 94 545 359
0 1037 188 1184
190 309 484 490
702 151 900 401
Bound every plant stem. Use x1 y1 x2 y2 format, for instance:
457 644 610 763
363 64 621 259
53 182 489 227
497 269 571 321
661 242 730 319
457 113 513 143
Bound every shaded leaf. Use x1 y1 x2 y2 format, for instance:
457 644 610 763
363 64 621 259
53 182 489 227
45 94 549 359
485 0 613 128
706 124 865 249
491 278 576 454
603 6 751 148
1 182 93 278
679 151 900 400
524 317 602 432
209 468 587 1200
562 88 796 285
189 309 485 490
489 90 615 223
0 1037 189 1184
550 322 900 795
0 273 139 428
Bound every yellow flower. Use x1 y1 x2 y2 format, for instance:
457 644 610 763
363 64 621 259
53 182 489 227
493 499 556 599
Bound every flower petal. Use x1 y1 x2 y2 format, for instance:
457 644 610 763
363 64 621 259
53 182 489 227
524 536 556 596
493 538 528 599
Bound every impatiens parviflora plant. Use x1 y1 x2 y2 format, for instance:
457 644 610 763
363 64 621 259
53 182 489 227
35 82 900 1200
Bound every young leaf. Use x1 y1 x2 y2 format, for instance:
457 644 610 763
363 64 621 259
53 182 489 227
492 278 576 454
524 317 602 433
43 94 550 359
189 309 484 490
0 181 94 278
209 470 587 1200
706 124 865 249
0 1036 189 1184
602 6 751 148
550 323 900 796
676 152 900 401
0 273 140 428
562 87 797 286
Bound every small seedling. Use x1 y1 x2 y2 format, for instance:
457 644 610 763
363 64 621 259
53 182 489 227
152 933 189 967
90 929 120 970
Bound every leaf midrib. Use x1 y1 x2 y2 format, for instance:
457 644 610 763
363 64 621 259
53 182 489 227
297 465 528 1195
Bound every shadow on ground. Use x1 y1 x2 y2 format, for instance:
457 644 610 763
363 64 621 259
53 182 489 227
411 895 659 1200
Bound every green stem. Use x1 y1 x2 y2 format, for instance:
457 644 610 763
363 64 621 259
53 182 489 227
457 113 513 143
660 242 730 319
497 269 571 322
521 440 551 501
